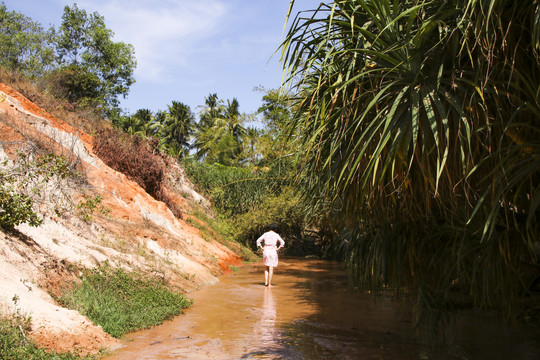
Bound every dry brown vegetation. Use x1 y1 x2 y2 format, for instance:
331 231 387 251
93 127 183 219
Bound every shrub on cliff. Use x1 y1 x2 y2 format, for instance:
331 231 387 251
93 127 164 197
0 186 41 229
93 127 182 219
0 153 75 229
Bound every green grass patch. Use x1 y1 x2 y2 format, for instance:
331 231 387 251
59 266 192 338
188 208 231 240
0 314 92 359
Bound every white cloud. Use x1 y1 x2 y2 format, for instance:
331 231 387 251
77 0 228 81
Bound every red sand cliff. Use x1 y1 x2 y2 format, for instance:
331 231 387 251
0 83 243 355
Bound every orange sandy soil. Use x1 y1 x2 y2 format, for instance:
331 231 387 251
0 83 244 355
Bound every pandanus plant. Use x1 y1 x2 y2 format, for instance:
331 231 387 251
280 0 540 327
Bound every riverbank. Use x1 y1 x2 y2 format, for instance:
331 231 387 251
0 82 246 355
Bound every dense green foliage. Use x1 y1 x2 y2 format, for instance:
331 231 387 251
59 266 192 338
184 155 310 253
185 161 270 216
114 101 195 159
232 190 309 255
0 3 55 77
281 0 540 324
0 3 136 115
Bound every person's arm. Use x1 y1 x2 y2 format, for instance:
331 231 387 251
256 234 264 249
277 235 285 250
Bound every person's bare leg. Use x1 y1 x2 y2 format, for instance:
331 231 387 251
264 266 269 286
268 266 274 287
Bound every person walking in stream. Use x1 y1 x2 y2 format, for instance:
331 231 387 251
256 223 285 287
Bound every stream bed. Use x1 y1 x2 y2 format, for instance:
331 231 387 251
105 258 540 359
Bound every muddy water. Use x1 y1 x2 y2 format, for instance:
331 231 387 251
105 258 540 360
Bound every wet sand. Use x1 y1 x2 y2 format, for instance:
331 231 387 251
104 258 540 359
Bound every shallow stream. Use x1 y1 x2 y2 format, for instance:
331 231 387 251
105 258 540 359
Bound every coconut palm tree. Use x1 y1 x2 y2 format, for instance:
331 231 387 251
225 98 247 157
118 108 160 138
199 93 223 128
194 93 225 161
281 0 540 327
194 95 247 165
158 101 194 158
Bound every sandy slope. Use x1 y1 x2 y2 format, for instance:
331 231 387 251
0 84 243 355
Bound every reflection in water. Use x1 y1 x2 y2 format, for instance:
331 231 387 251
105 258 540 360
259 287 276 343
243 286 286 359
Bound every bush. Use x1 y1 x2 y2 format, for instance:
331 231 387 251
184 162 270 216
0 153 76 229
59 266 192 338
93 128 164 197
46 65 102 108
183 160 315 255
232 190 310 255
93 128 184 219
0 186 42 228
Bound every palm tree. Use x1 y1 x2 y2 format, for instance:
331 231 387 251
194 95 247 165
118 108 160 138
198 93 223 129
194 93 225 161
281 0 540 327
225 98 247 157
158 101 194 158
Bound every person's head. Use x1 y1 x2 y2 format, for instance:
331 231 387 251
269 223 278 232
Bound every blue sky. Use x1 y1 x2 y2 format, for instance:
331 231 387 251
4 0 321 118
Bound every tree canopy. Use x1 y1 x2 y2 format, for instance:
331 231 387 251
193 94 248 166
53 4 136 109
0 3 55 77
0 3 136 113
